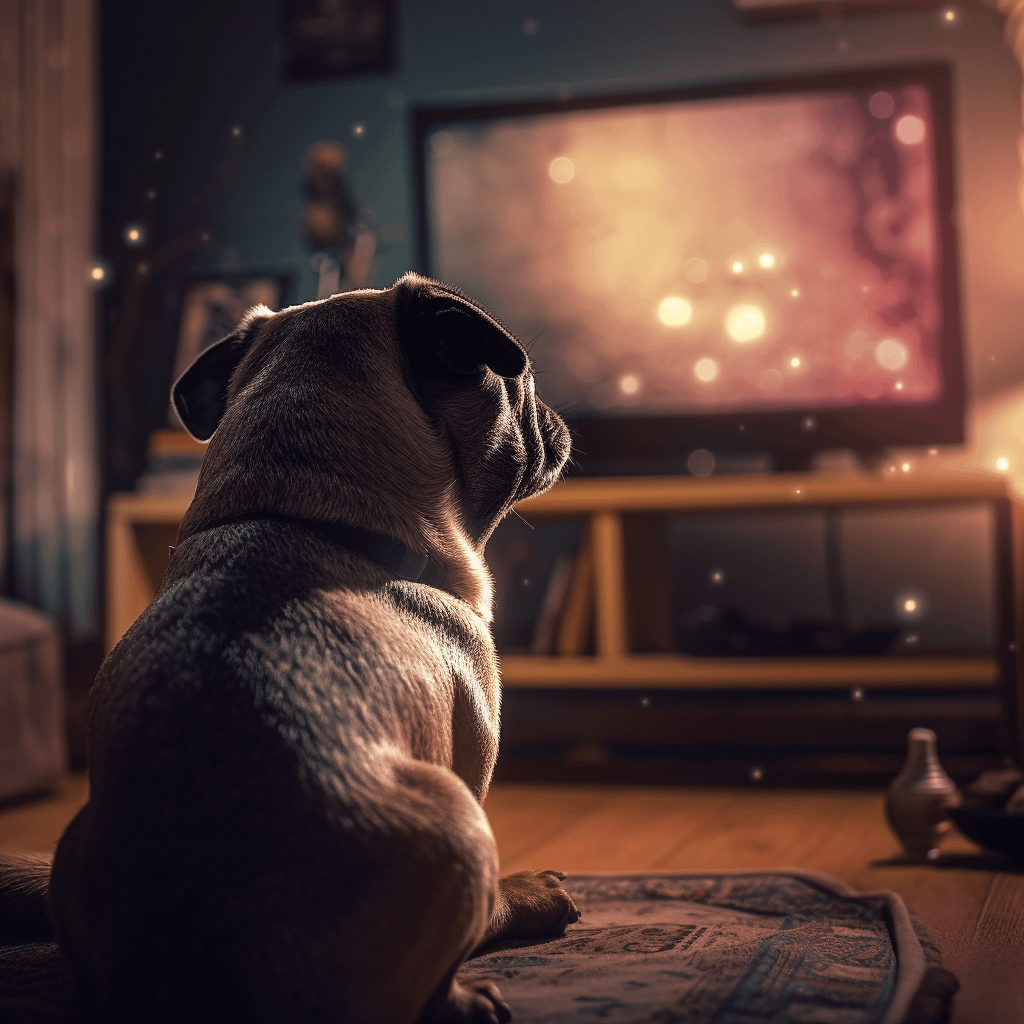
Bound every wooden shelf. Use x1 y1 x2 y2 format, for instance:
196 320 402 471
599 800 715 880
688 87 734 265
499 654 1000 689
514 470 1013 516
104 472 1015 718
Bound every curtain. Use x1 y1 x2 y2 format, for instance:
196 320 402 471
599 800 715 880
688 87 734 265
0 0 99 638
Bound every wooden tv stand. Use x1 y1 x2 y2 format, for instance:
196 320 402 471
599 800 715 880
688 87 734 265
106 471 1021 738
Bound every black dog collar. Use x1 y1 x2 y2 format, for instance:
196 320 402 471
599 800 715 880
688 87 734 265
195 512 442 588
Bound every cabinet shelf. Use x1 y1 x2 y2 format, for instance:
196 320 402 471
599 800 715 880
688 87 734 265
498 653 1000 690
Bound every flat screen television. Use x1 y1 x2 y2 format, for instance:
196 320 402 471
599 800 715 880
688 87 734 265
412 63 965 474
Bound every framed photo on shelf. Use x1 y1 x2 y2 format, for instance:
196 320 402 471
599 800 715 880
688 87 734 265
279 0 397 83
167 272 291 428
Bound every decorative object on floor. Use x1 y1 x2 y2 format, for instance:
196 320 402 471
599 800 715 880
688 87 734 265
0 870 956 1023
948 805 1024 860
885 727 959 860
0 599 65 803
461 871 956 1024
949 765 1024 860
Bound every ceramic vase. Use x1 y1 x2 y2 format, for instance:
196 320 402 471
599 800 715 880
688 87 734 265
885 727 959 860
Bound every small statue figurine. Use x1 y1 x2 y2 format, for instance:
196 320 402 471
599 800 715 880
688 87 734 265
885 727 959 860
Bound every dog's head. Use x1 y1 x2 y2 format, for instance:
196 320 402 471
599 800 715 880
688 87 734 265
172 273 571 617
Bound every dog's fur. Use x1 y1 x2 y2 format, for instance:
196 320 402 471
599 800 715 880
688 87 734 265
0 274 575 1023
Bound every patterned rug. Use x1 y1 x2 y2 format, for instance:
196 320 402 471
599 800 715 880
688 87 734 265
0 871 956 1023
460 872 958 1024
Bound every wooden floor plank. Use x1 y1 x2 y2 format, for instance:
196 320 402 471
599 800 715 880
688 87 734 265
482 784 616 869
0 776 88 853
1 777 1020 1022
496 788 748 874
650 790 851 873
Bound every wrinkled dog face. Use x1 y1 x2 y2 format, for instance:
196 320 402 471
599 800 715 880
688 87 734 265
393 274 572 544
173 273 571 560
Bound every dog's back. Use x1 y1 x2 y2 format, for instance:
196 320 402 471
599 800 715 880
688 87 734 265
53 519 500 1023
41 277 571 1023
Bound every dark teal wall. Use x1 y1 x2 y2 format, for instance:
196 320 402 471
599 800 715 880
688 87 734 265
101 1 1024 485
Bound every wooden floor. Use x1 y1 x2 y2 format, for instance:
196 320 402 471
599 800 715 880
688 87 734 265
2 777 1022 1023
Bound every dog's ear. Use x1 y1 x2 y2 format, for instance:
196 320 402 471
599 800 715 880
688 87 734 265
396 273 527 380
171 308 269 441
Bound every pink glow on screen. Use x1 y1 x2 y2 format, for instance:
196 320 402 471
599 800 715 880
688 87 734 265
429 85 942 416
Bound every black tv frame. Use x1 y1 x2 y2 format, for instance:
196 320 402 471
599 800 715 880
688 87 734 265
411 62 966 475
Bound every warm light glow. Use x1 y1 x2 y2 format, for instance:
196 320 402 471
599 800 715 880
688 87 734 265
657 296 693 327
869 92 895 119
548 156 575 184
683 257 708 283
694 357 719 382
997 457 1011 472
901 462 911 472
687 449 715 477
352 123 366 137
895 381 904 391
758 252 776 269
895 115 926 145
614 157 658 189
895 590 927 620
725 304 766 343
790 288 800 298
731 260 744 274
875 337 910 371
123 223 145 247
790 356 801 368
90 266 105 281
619 373 640 395
710 569 725 585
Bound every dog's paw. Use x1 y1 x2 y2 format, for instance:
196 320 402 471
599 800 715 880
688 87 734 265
420 977 512 1024
487 869 581 943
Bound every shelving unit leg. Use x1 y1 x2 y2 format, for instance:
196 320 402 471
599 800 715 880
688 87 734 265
590 510 628 659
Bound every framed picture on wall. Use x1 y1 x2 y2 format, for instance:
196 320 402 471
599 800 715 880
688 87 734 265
167 272 291 428
733 0 933 18
279 0 397 83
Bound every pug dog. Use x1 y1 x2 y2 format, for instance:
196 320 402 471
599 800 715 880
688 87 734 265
2 273 576 1023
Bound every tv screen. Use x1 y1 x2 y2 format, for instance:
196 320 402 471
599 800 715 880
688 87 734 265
413 63 964 473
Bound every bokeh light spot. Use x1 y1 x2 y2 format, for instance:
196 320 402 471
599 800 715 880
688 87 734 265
895 115 926 145
687 449 716 476
875 337 909 371
895 589 928 621
657 296 693 327
548 156 575 184
868 92 895 119
725 304 767 343
694 357 718 383
619 373 640 395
